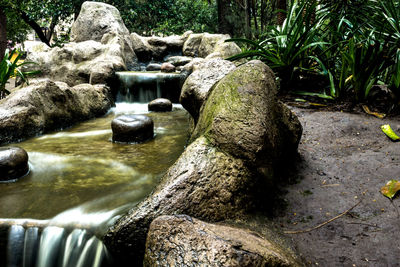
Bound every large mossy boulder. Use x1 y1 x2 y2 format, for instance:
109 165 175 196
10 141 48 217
103 60 302 265
144 215 302 267
0 79 113 145
180 58 236 123
27 1 138 86
191 60 302 169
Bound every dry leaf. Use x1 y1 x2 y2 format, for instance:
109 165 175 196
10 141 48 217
381 179 400 199
362 105 386 119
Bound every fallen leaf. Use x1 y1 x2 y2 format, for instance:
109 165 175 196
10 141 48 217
381 124 400 141
381 179 400 199
362 105 386 119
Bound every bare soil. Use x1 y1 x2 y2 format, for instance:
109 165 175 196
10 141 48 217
272 105 400 267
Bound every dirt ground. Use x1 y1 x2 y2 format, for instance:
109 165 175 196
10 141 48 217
272 105 400 267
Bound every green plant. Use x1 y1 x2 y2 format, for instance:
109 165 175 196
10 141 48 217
0 49 39 99
226 0 326 89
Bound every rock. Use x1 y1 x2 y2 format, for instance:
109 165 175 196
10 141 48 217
160 63 176 73
145 63 162 71
104 60 302 265
111 115 154 143
165 56 193 67
144 215 302 267
181 57 204 73
180 58 236 123
70 2 130 43
104 136 254 265
147 35 185 50
26 2 138 86
0 79 114 144
130 33 155 62
191 60 302 168
182 33 204 57
0 147 29 181
183 33 241 59
148 98 172 112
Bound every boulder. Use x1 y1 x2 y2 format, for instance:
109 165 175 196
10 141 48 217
104 136 254 265
182 33 204 57
26 2 138 86
191 60 302 168
144 215 302 267
0 147 29 181
0 79 114 145
70 2 130 43
180 58 236 123
111 115 154 143
183 33 241 59
160 63 176 73
148 98 172 112
104 60 302 265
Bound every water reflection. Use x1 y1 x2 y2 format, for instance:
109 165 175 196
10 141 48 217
0 103 189 219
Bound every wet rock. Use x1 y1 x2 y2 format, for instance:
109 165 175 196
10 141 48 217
192 60 302 167
180 58 236 123
160 63 176 73
0 147 29 181
111 115 154 143
165 56 193 67
26 2 137 86
104 137 255 265
148 98 172 112
144 215 302 267
145 63 162 71
104 60 302 265
0 79 114 145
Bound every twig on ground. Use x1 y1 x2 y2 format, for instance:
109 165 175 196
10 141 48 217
284 200 362 234
346 222 380 228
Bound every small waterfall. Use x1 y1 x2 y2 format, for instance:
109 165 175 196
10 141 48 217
116 71 185 103
3 224 111 267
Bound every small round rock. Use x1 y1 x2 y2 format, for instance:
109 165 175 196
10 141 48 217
161 62 176 73
148 98 173 112
111 115 154 143
0 147 29 181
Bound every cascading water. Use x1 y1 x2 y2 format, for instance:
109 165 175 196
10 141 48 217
0 72 189 266
116 71 185 103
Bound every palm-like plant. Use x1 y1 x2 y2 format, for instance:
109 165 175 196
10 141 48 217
226 0 325 89
0 49 39 99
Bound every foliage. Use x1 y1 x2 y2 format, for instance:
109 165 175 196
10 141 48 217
381 179 400 199
227 1 325 88
0 49 39 99
227 0 400 109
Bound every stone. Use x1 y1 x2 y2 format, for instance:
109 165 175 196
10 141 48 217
130 33 155 62
144 215 302 267
191 60 302 168
180 58 236 123
26 2 138 86
0 79 114 145
198 33 231 58
148 98 172 112
104 137 255 265
182 33 204 57
0 147 29 181
160 62 176 73
165 56 193 67
145 63 162 71
104 61 302 265
70 2 130 43
111 115 154 143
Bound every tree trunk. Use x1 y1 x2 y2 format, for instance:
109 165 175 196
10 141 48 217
252 0 258 38
217 0 233 35
46 16 59 43
0 8 7 61
19 10 50 47
276 0 287 25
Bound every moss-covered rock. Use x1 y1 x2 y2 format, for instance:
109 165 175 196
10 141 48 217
192 60 301 169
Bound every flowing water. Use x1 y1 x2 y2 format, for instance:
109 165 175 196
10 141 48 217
0 73 189 266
